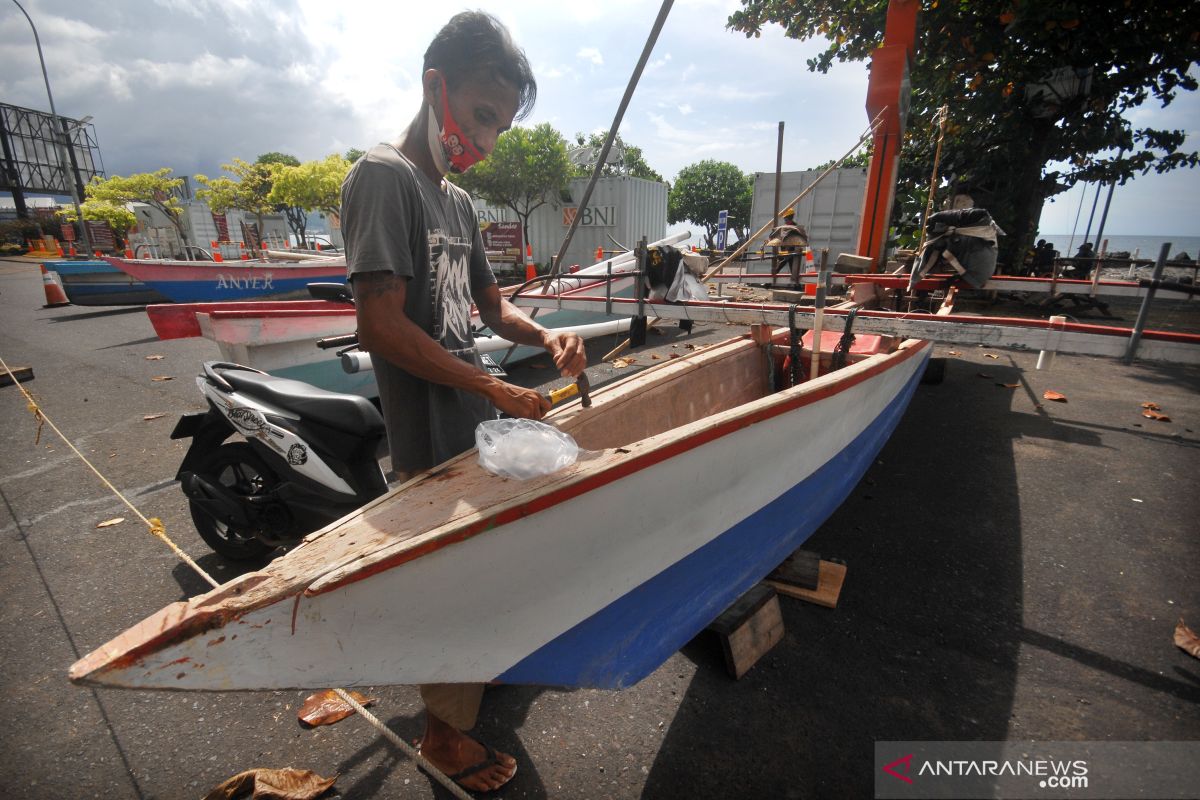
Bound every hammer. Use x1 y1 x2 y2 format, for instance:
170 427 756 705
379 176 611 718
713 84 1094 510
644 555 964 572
547 371 592 408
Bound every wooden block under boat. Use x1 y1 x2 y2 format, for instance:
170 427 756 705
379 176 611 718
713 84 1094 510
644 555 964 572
768 548 821 590
0 365 33 387
766 560 846 609
707 583 784 680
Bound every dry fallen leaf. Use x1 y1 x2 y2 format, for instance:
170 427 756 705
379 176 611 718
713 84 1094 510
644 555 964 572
996 383 1020 389
202 768 336 800
1142 409 1172 422
150 376 174 382
1141 402 1161 410
1043 390 1068 402
96 518 125 528
947 350 961 356
685 344 697 350
984 353 1000 359
651 354 662 360
1175 618 1200 660
144 355 165 361
143 413 166 421
611 357 638 369
298 689 375 728
669 353 681 359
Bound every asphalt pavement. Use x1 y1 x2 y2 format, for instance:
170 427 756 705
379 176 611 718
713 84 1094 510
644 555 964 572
1 255 1197 799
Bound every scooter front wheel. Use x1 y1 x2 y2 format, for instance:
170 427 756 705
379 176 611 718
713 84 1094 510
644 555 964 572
188 442 278 561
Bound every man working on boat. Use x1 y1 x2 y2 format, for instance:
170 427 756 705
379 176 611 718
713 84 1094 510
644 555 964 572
341 11 585 793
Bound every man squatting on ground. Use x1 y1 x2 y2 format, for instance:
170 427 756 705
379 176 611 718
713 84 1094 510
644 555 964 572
340 11 586 794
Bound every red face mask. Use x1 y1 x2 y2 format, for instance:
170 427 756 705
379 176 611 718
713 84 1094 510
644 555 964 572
428 81 485 174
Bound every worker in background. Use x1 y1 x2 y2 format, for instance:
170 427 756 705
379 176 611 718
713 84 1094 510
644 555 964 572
340 11 585 793
768 206 809 284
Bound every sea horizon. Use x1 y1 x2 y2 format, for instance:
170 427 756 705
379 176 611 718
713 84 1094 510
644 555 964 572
1038 233 1199 260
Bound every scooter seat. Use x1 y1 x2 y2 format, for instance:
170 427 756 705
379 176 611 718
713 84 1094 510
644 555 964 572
221 369 384 436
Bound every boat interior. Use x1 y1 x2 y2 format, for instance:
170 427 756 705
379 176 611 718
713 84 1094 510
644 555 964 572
552 326 900 452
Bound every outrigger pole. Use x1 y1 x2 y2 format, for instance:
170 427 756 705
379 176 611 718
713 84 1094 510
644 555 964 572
510 293 1200 366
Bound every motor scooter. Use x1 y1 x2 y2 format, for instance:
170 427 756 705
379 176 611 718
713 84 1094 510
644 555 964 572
171 359 388 560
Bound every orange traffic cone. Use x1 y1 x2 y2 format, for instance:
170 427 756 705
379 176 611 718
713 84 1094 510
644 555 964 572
40 264 70 307
124 246 134 259
260 242 269 260
525 261 537 282
56 242 64 258
93 250 102 258
68 242 77 258
211 241 223 263
596 246 604 262
239 242 249 261
315 241 323 252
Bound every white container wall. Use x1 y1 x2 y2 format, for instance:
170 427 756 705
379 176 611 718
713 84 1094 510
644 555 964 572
128 201 291 256
474 176 667 269
750 168 867 264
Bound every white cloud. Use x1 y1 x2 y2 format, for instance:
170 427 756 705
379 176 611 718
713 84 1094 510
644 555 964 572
577 47 604 66
1 1 1192 233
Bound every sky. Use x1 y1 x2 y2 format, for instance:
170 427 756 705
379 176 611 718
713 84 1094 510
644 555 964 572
1 0 1197 237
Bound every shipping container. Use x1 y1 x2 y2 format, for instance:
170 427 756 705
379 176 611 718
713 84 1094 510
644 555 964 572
473 176 667 270
750 168 867 264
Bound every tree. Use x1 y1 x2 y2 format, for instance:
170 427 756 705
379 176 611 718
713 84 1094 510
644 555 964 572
667 160 753 249
254 152 305 244
69 199 137 245
453 123 572 248
195 158 278 244
570 131 665 183
85 168 189 248
268 155 352 247
256 152 300 168
344 147 366 164
728 1 1200 265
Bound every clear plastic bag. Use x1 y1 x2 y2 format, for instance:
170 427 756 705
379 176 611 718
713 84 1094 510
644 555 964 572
475 419 580 480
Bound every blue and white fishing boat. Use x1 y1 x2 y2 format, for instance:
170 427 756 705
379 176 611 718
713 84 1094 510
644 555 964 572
104 255 347 303
52 259 171 306
70 324 922 690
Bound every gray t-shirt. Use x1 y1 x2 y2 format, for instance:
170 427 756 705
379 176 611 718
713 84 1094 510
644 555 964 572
341 143 498 474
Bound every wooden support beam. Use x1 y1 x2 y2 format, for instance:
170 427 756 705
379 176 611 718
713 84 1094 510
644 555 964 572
766 559 846 609
707 584 784 680
767 548 821 590
0 366 34 387
510 294 1200 365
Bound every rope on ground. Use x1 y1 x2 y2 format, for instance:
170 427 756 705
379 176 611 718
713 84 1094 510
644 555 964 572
332 689 472 800
1 354 469 794
0 353 219 589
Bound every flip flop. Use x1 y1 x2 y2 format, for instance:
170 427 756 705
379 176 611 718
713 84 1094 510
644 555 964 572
446 743 517 789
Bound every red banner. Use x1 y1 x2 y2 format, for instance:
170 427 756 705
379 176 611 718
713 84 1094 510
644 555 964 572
480 221 522 260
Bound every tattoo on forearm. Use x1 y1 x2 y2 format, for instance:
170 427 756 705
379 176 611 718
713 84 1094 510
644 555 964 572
353 271 403 300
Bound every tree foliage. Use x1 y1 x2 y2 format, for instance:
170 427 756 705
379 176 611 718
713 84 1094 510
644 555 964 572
256 152 300 167
344 147 366 164
667 160 753 248
195 158 279 238
571 131 665 183
728 0 1200 263
85 168 189 243
453 123 572 247
268 155 352 246
76 200 137 241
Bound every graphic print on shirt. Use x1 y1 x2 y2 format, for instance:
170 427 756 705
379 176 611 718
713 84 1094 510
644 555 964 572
427 229 475 352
